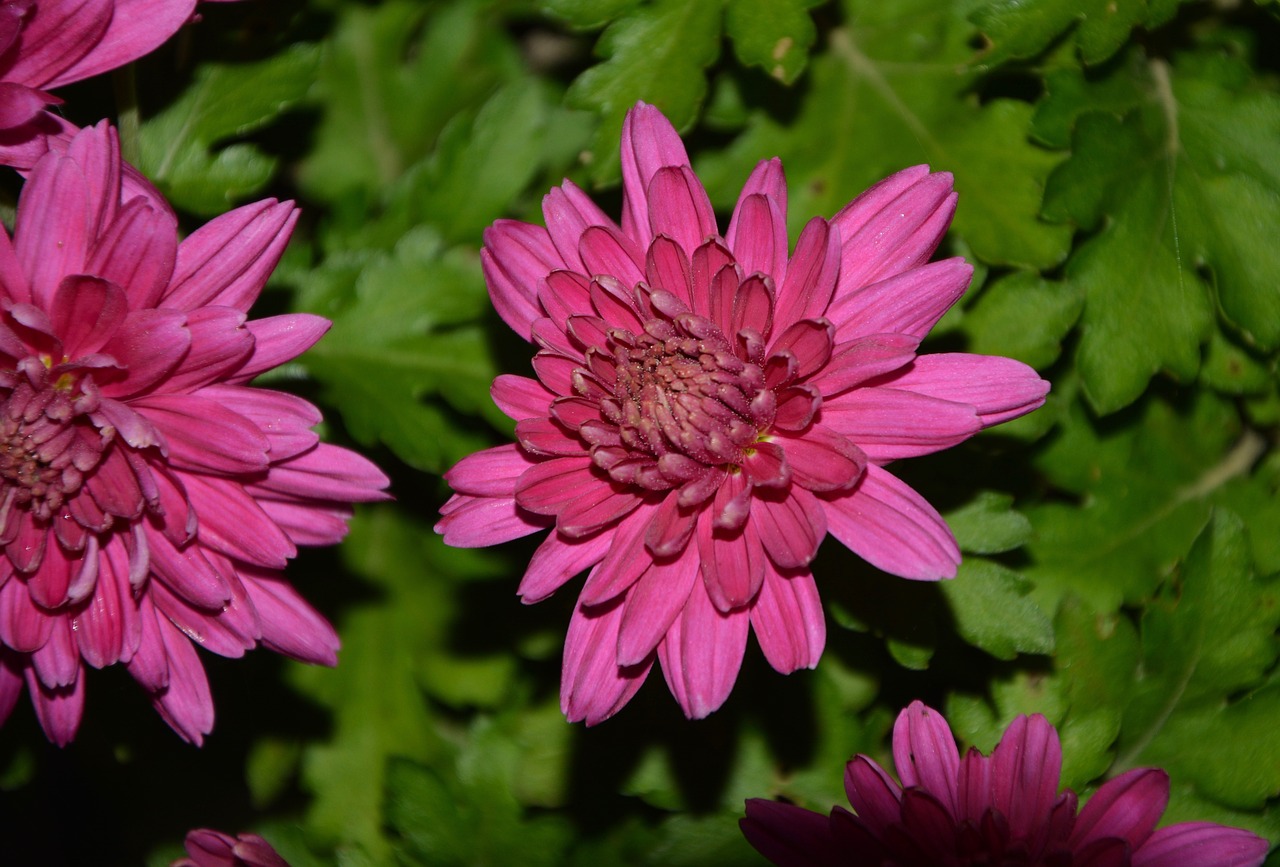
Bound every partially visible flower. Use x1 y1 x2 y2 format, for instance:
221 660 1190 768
0 121 388 745
0 0 198 164
173 829 288 867
437 102 1048 724
741 701 1269 867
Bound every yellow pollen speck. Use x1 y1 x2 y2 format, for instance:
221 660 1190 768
771 37 793 61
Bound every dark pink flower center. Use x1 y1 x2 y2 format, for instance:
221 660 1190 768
602 309 772 468
0 362 106 525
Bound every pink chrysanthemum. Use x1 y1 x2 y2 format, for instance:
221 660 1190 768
173 829 289 867
742 701 1269 866
0 0 198 162
0 122 388 746
436 102 1049 724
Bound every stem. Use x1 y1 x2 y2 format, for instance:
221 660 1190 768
113 64 142 166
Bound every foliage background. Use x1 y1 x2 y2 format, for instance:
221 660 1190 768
2 0 1280 863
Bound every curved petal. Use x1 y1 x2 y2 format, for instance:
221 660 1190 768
1133 822 1269 867
620 101 692 247
482 220 562 341
750 568 825 674
822 465 959 581
45 0 198 89
616 541 699 666
877 353 1050 426
820 386 981 463
561 595 652 725
647 165 718 257
824 258 972 342
893 701 961 816
657 577 750 719
1069 768 1169 854
990 714 1063 850
518 530 610 603
741 799 844 867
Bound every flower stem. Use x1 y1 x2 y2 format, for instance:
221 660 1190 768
113 64 142 166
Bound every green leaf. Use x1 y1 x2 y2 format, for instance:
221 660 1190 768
409 80 554 244
942 560 1056 660
963 272 1083 371
566 0 722 184
725 0 821 85
1042 50 1280 411
944 491 1034 555
136 44 319 214
541 0 643 30
972 0 1186 66
1024 390 1257 612
298 0 522 205
291 509 504 858
299 227 504 473
695 0 1072 269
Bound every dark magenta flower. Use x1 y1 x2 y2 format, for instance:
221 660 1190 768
0 122 388 745
437 102 1049 724
172 829 288 867
742 701 1269 866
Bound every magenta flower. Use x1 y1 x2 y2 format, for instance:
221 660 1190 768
0 0 198 164
742 701 1269 867
436 102 1049 724
173 829 289 867
0 122 388 746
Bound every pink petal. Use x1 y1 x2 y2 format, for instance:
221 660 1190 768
2 0 110 88
543 179 620 273
147 613 215 745
776 216 840 328
577 503 659 606
1133 823 1269 867
0 82 56 129
444 443 532 497
242 573 339 666
180 474 295 569
990 714 1063 850
71 547 138 668
645 235 693 306
518 530 610 603
880 353 1050 426
774 426 867 493
249 443 389 504
809 332 919 396
150 576 258 660
0 655 23 729
0 570 54 651
147 528 232 610
647 166 718 256
202 384 320 461
689 239 735 320
616 542 699 665
820 386 981 463
620 102 692 248
1069 768 1169 853
132 393 269 473
831 167 956 290
0 220 32 306
231 314 331 383
435 494 546 548
97 308 189 398
726 192 787 285
893 701 961 815
85 196 178 309
481 220 561 341
165 199 298 313
844 755 904 832
491 374 554 421
753 487 826 570
14 152 91 308
24 664 83 747
159 307 254 393
740 799 844 867
657 577 750 719
561 596 652 725
45 0 199 89
770 318 834 380
578 225 645 288
698 501 767 611
515 455 597 515
824 258 972 341
258 499 353 547
750 569 825 674
822 465 959 580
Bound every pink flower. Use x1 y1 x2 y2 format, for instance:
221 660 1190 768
0 0 198 164
742 701 1270 867
436 102 1049 724
0 122 388 746
173 829 289 867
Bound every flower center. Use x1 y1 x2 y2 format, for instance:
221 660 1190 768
601 310 772 468
0 364 107 524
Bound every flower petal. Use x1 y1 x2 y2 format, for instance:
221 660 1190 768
561 596 652 725
750 569 825 674
620 101 692 247
820 386 981 462
822 465 959 580
1069 768 1169 853
879 353 1050 426
657 577 750 719
1133 822 1269 867
617 542 699 665
893 701 961 816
